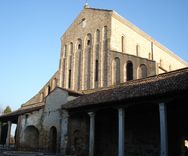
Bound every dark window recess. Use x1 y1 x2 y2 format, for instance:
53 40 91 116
48 86 51 95
126 62 133 81
68 70 71 88
78 44 81 49
95 60 99 82
87 40 91 45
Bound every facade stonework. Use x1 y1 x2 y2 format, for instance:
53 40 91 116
59 7 187 92
0 5 188 156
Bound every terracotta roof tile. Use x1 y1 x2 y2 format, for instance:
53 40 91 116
63 67 188 109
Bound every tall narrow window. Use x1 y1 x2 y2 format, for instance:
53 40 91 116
126 61 133 81
121 36 124 52
77 39 82 90
112 57 120 85
95 60 99 82
64 45 67 57
70 42 73 55
47 85 51 95
68 70 71 89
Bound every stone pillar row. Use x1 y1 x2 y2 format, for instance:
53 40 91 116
67 102 168 156
6 121 12 146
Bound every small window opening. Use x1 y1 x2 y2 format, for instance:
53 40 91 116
68 70 71 88
87 40 91 45
95 60 99 82
78 44 81 50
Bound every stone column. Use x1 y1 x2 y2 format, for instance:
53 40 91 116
88 112 95 156
159 102 168 156
0 122 2 144
60 110 69 154
118 108 125 156
6 121 12 146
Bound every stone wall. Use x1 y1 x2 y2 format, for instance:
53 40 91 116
17 88 77 153
111 14 187 73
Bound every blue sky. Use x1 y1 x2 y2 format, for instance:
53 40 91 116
0 0 188 111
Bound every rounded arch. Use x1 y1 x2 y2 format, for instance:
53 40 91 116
85 33 92 46
103 26 108 40
77 38 82 50
126 61 133 81
85 33 92 89
70 42 73 55
23 126 39 150
46 85 51 96
138 64 147 79
49 126 57 153
63 44 68 58
96 29 100 43
75 38 82 90
112 57 120 85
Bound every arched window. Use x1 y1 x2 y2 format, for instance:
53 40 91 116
112 57 120 85
103 26 108 40
138 64 147 79
94 30 100 88
76 39 82 90
49 126 57 153
96 29 100 43
23 126 39 150
70 42 73 55
85 33 92 89
126 61 133 81
46 85 51 96
136 44 140 56
64 45 67 58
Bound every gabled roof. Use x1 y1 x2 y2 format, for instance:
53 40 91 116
62 67 188 110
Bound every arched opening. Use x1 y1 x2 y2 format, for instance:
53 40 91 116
112 57 120 85
138 64 147 79
49 126 57 153
85 33 92 89
76 39 82 90
64 45 68 58
23 126 39 150
95 29 100 88
96 29 100 43
70 42 73 55
46 85 51 96
126 61 133 81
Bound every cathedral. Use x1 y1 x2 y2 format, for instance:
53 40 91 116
0 5 188 156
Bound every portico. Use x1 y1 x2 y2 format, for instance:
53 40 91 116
62 68 188 156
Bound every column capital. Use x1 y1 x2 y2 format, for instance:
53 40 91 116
88 112 95 117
